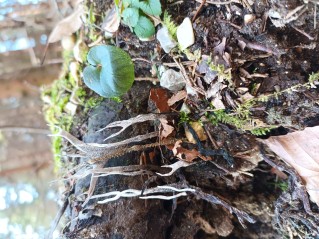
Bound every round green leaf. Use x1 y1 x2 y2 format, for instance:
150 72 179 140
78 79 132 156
138 0 162 16
86 45 110 66
133 16 155 39
122 7 139 28
83 45 135 98
83 65 108 97
123 0 140 8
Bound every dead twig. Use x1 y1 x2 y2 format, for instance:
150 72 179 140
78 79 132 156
291 25 315 40
135 77 159 82
218 19 242 30
163 61 195 68
132 58 152 64
193 0 206 22
259 144 319 217
173 57 206 95
195 0 240 5
47 189 73 238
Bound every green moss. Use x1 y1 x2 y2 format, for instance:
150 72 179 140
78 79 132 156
163 11 178 39
179 111 190 125
206 107 274 136
309 71 319 84
205 71 319 135
209 62 232 82
41 49 78 170
42 79 73 170
110 96 122 103
84 96 104 112
270 180 288 192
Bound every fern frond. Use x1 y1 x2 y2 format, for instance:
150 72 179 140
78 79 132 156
163 11 178 39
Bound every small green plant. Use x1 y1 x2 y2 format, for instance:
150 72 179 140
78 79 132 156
205 71 319 135
179 111 190 125
308 71 319 85
163 11 178 39
206 107 274 136
82 45 135 98
209 63 232 82
110 96 123 103
270 180 288 191
252 72 319 103
120 0 162 39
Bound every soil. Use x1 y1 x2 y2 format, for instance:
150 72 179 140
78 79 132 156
59 0 319 238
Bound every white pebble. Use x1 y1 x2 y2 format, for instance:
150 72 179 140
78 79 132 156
177 17 195 50
157 26 177 53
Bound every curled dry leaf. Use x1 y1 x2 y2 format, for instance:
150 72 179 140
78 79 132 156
101 6 120 35
262 126 319 206
159 118 174 139
48 5 84 43
167 90 187 106
171 140 208 162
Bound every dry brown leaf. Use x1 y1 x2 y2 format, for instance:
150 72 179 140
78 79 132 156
185 122 207 144
149 88 170 113
167 90 187 106
263 126 319 206
101 6 120 34
159 118 174 139
171 140 208 162
270 167 288 180
48 5 84 43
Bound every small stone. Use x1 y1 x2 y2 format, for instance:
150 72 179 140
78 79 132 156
186 85 197 96
180 103 191 114
206 82 226 99
211 97 225 110
65 102 77 116
61 36 75 50
157 26 177 53
160 69 185 91
176 17 195 50
244 14 255 25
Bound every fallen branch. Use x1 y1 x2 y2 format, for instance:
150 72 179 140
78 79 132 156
195 0 240 5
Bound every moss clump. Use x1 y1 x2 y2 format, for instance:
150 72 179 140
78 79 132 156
41 49 104 170
42 74 74 168
163 11 178 39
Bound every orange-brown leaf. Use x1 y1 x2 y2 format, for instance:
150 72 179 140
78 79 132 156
171 140 209 162
167 90 187 106
149 88 170 112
